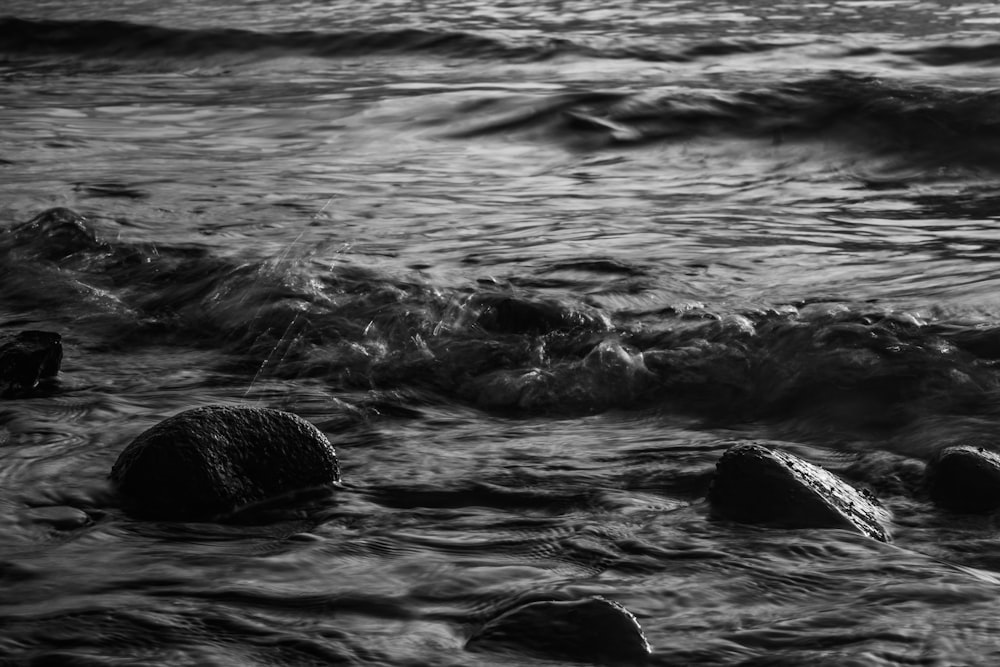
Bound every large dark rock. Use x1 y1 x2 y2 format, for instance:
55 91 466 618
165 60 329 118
465 596 651 663
708 443 891 542
0 330 62 396
926 445 1000 513
110 405 340 521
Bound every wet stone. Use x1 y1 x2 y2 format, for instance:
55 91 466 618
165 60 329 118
708 443 891 542
0 330 63 396
926 445 1000 513
22 506 92 531
110 405 341 521
465 596 652 663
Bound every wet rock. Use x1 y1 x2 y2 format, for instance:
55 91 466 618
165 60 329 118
21 506 92 530
926 445 1000 513
8 207 103 261
708 443 891 542
0 330 62 396
466 596 652 663
472 293 609 335
110 405 340 521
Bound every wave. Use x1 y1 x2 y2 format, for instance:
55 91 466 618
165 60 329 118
0 16 555 63
6 207 1000 441
0 16 912 67
447 72 1000 169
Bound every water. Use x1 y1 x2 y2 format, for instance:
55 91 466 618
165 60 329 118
5 1 1000 664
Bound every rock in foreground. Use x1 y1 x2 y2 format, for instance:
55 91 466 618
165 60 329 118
709 443 891 542
465 596 652 663
926 445 1000 513
110 405 340 521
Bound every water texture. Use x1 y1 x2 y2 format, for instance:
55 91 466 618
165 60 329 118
5 1 1000 664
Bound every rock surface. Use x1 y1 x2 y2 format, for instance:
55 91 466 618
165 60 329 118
926 445 1000 513
465 596 652 663
110 405 340 521
0 330 62 396
708 442 891 542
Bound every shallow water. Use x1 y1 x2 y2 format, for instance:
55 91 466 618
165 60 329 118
6 1 1000 664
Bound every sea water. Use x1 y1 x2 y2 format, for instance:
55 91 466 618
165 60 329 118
4 1 1000 664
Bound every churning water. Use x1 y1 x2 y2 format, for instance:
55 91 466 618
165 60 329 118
5 0 1000 664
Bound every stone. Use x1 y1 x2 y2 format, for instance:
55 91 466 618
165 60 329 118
0 330 62 396
466 596 652 663
708 443 891 542
472 294 609 335
110 405 340 521
926 445 1000 513
9 207 102 261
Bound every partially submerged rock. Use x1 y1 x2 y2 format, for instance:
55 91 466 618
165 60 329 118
0 330 62 396
9 207 102 261
926 445 1000 513
472 293 610 335
110 405 340 521
466 596 652 663
708 443 891 542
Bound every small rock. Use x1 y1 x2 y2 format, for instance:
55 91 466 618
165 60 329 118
0 330 62 396
466 596 652 663
926 445 1000 513
22 506 91 530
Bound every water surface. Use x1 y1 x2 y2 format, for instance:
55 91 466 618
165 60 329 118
5 1 1000 664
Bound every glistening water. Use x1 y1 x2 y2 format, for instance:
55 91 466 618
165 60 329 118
5 0 1000 664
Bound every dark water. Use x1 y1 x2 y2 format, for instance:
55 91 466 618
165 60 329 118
5 1 1000 664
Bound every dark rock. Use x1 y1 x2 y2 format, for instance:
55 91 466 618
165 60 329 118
472 294 609 335
0 330 62 396
466 596 651 663
9 207 103 261
110 405 340 521
708 443 891 542
926 445 1000 513
21 506 92 530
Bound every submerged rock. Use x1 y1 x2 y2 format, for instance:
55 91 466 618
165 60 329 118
708 443 891 542
926 445 1000 513
0 330 62 396
472 293 610 335
110 405 340 521
8 207 103 261
465 596 652 663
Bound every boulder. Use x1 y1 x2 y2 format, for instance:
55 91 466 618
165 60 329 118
708 443 891 542
466 596 652 663
110 405 340 521
0 330 62 396
926 445 1000 513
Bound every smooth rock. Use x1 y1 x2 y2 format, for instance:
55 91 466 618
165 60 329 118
466 596 652 663
708 443 891 542
110 405 340 521
22 506 92 530
0 330 62 395
926 445 1000 513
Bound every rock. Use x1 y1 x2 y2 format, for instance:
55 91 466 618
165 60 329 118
708 443 891 542
21 506 92 530
926 445 1000 513
472 294 609 335
9 207 103 261
0 330 62 396
110 405 340 521
466 596 652 663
